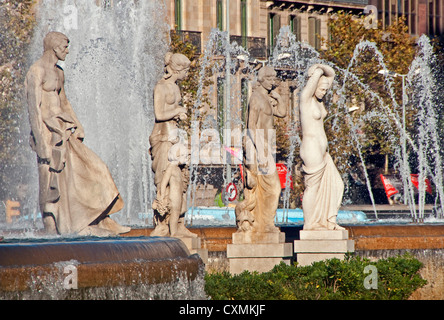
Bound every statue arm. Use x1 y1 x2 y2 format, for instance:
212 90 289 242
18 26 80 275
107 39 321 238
300 67 324 104
247 95 260 142
58 68 85 141
247 96 268 165
270 90 287 118
301 64 335 105
154 85 186 122
25 67 51 160
318 64 335 80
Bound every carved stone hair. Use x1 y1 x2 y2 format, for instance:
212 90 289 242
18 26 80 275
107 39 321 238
43 32 69 52
163 52 191 79
257 66 276 83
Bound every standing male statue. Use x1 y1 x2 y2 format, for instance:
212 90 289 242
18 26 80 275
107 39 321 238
235 66 287 233
25 31 130 236
299 64 344 230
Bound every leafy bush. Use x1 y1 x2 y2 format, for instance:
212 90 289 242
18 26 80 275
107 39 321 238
204 253 427 300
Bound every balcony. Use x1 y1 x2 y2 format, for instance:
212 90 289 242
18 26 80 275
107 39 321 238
230 36 267 60
330 0 368 4
173 30 202 55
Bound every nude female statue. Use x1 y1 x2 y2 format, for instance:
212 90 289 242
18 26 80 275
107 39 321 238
25 32 130 236
299 64 344 231
149 52 196 238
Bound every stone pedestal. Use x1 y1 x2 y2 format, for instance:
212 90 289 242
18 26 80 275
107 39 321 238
175 236 208 264
227 232 293 275
294 230 355 266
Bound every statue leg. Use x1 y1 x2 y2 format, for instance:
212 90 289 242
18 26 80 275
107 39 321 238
302 181 318 229
177 193 197 237
168 167 183 237
38 164 58 234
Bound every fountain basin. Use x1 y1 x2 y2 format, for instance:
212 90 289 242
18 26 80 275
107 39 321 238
123 224 444 252
0 237 204 298
136 207 368 225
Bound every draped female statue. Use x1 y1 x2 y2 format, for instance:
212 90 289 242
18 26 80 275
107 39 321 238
299 64 344 231
149 52 196 238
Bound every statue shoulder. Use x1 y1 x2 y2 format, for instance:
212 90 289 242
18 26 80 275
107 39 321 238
249 90 266 109
26 61 45 84
155 79 176 91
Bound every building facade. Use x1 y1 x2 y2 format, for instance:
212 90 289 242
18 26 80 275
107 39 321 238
368 0 443 36
163 0 443 204
166 0 443 58
165 0 371 57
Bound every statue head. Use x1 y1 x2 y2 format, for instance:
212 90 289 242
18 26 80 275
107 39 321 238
43 32 70 61
164 52 191 80
257 66 276 91
315 76 331 100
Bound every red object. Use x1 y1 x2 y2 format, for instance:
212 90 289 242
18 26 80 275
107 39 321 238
276 163 293 189
410 174 433 195
239 164 244 183
239 163 293 190
225 182 238 201
380 174 399 198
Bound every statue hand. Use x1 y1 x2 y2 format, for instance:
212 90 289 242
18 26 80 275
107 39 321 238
179 112 187 121
270 90 281 101
308 64 335 78
308 64 322 77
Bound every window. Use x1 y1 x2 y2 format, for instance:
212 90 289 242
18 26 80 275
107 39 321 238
410 0 416 34
384 0 390 27
391 0 397 24
289 15 301 42
175 0 182 30
429 0 435 34
428 0 442 35
268 13 281 54
216 0 223 31
308 17 321 50
241 0 247 47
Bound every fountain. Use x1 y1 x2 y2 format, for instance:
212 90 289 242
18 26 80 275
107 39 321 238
1 0 444 299
0 0 205 300
0 237 204 299
25 0 169 226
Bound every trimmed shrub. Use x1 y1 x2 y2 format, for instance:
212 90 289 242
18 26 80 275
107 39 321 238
204 253 427 300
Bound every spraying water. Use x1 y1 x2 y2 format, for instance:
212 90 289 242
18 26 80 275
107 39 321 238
27 0 169 225
4 3 443 232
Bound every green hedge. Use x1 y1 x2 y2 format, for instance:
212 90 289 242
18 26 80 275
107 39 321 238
204 253 427 300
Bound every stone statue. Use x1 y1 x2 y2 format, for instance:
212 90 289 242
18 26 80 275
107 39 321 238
235 66 287 233
299 64 344 230
149 52 196 238
25 31 130 236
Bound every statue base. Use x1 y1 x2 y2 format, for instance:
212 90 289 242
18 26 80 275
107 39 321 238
174 236 208 264
227 231 293 275
294 230 355 266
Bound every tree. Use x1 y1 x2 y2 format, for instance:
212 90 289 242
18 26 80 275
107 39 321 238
0 0 36 201
169 29 214 135
319 12 418 203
